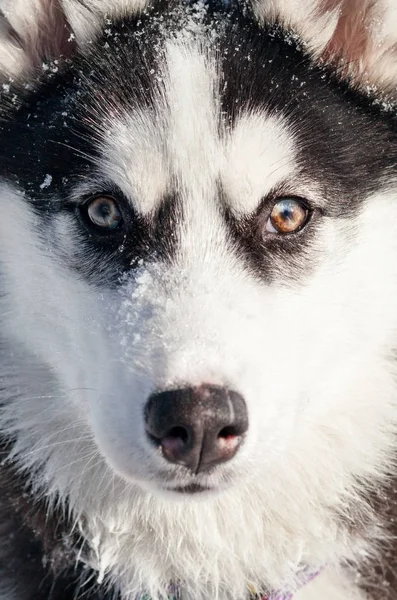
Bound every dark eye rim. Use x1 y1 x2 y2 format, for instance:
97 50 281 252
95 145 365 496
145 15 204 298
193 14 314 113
264 196 313 236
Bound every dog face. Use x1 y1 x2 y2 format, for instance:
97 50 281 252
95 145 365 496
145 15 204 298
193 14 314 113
1 0 397 495
1 1 397 596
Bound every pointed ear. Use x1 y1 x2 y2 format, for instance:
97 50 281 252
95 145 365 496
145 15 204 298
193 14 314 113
62 0 148 45
255 0 397 91
321 0 397 91
0 0 146 78
253 0 340 56
0 0 76 77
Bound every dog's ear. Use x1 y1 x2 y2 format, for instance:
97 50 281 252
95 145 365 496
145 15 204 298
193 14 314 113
62 0 148 45
322 0 397 91
254 0 340 56
0 0 146 78
255 0 397 91
0 0 77 77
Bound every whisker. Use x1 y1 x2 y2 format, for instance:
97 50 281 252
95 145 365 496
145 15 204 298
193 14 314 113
50 451 101 476
20 421 91 451
66 457 105 488
24 437 94 456
48 139 96 163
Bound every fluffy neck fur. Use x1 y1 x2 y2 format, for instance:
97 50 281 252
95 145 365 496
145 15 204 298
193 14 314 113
2 348 397 599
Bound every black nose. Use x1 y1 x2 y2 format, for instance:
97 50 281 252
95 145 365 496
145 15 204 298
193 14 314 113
145 384 248 473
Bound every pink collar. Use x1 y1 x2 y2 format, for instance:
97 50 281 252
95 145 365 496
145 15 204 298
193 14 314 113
150 568 321 600
256 569 322 600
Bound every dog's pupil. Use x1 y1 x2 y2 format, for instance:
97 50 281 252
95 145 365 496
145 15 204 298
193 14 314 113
98 202 111 219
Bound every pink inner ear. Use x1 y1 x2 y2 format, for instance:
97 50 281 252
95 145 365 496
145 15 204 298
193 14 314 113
320 0 375 66
22 0 77 68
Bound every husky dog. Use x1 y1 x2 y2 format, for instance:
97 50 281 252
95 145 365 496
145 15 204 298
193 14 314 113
0 0 397 598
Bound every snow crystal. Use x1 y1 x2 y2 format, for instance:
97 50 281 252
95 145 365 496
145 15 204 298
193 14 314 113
39 174 53 190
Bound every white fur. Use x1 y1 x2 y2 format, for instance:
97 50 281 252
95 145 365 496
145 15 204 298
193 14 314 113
255 0 397 92
253 0 340 54
100 42 297 218
4 179 396 600
1 2 397 600
62 0 149 44
0 0 149 76
1 0 397 89
223 112 297 215
296 568 366 600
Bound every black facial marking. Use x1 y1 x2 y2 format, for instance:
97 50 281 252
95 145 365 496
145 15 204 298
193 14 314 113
1 2 397 597
217 9 397 205
48 189 183 285
0 0 396 286
220 186 320 283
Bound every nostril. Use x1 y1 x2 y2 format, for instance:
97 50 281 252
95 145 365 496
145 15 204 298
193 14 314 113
217 425 244 455
218 425 239 439
147 425 191 461
165 426 190 444
161 426 191 462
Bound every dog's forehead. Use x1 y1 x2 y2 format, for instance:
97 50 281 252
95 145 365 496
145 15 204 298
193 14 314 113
97 34 296 216
70 4 395 222
1 1 395 221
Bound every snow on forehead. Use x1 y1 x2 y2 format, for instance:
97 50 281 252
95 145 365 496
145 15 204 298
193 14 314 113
97 26 221 215
98 13 296 216
165 36 220 197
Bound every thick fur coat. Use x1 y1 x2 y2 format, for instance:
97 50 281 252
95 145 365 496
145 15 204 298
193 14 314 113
0 1 397 599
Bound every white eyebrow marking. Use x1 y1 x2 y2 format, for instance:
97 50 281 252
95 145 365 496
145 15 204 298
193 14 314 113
222 112 297 215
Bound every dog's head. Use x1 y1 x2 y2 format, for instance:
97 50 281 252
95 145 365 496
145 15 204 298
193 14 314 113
1 0 397 552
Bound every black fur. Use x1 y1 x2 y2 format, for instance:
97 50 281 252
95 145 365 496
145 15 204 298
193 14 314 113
0 1 396 286
1 1 397 597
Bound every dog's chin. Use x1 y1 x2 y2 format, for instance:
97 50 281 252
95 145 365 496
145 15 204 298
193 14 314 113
97 444 232 500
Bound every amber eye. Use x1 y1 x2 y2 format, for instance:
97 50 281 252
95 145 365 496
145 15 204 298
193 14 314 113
266 198 310 234
86 196 122 230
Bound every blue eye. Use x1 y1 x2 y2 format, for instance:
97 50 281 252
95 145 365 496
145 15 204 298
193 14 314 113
266 198 309 234
86 196 122 230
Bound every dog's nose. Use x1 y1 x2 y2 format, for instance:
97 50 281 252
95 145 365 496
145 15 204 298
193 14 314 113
145 384 248 473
